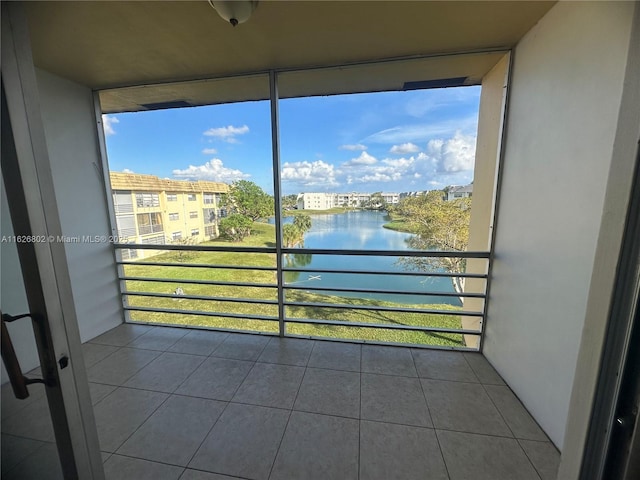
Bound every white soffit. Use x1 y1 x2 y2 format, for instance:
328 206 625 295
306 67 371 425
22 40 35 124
99 51 506 113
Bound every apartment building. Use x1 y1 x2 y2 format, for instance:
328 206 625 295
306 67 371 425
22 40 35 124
110 172 228 257
297 191 400 210
446 184 473 201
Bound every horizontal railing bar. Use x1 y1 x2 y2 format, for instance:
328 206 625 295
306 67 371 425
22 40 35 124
284 300 482 316
115 243 275 253
120 276 277 288
283 267 487 279
284 317 481 334
284 284 485 299
282 248 490 258
284 333 479 351
119 261 276 271
125 305 278 322
118 261 486 279
114 243 489 258
126 320 279 337
123 291 279 305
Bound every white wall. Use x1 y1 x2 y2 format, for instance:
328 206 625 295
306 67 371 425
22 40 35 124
36 69 123 343
1 70 123 384
483 1 636 448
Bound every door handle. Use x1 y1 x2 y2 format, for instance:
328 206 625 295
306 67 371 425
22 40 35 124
1 311 46 399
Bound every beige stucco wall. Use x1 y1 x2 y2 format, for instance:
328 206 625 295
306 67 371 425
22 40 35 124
483 1 636 449
462 54 509 348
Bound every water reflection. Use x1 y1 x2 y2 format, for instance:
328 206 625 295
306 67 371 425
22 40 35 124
276 211 460 306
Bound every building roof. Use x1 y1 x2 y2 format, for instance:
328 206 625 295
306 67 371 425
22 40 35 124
109 172 229 194
449 184 474 194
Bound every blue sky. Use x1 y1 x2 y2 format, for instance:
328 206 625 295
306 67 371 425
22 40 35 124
104 86 480 195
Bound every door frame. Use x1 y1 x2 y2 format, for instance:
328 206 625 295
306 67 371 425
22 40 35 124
1 3 104 478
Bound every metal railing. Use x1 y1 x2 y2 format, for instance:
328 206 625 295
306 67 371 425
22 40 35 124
114 243 489 350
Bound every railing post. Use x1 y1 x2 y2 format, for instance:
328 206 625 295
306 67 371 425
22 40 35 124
269 71 286 337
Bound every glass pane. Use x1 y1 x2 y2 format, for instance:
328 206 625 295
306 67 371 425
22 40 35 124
104 75 277 333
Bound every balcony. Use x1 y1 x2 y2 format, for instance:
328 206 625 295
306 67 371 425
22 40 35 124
138 224 164 236
1 323 560 480
116 244 488 349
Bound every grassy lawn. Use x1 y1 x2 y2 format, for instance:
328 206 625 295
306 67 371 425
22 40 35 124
124 221 465 347
381 214 417 234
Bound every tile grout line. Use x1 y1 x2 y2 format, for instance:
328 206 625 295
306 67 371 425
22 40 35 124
265 359 308 480
182 399 232 470
411 351 451 479
1 434 59 478
410 349 436 428
105 385 172 457
432 429 452 480
515 439 545 480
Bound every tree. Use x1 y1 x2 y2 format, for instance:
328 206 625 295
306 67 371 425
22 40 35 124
171 235 197 262
282 224 302 248
282 214 312 248
219 214 253 242
282 194 299 210
293 214 312 233
394 190 471 299
368 192 386 210
223 180 274 221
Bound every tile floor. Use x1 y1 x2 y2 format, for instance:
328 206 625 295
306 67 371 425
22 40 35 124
1 323 560 479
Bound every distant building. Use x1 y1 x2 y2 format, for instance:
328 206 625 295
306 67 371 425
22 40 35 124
109 172 229 259
296 192 336 210
446 184 473 201
296 191 399 210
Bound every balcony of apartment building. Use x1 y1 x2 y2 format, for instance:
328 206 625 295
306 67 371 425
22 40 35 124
2 2 639 480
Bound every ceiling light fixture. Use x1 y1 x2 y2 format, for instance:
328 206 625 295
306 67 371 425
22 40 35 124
208 0 258 27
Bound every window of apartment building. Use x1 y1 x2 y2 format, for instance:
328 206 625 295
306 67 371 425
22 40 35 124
205 225 217 238
203 208 217 224
112 191 133 214
141 234 165 245
191 229 199 236
187 194 197 201
189 211 198 219
172 231 182 240
203 193 215 204
115 214 136 238
167 193 178 201
120 248 138 260
169 212 179 221
136 212 163 235
135 192 160 207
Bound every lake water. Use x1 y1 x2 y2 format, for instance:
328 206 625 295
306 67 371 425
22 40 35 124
273 211 460 306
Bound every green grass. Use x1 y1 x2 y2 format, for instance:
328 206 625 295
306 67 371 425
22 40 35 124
381 214 417 234
125 221 465 347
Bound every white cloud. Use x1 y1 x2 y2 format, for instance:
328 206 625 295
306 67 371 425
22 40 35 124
389 142 420 154
363 115 478 145
343 151 377 167
427 131 476 173
102 115 119 136
201 148 218 155
172 159 250 183
122 168 135 174
203 125 249 143
281 160 338 187
339 143 368 151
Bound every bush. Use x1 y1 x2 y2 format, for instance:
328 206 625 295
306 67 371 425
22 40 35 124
219 214 253 242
